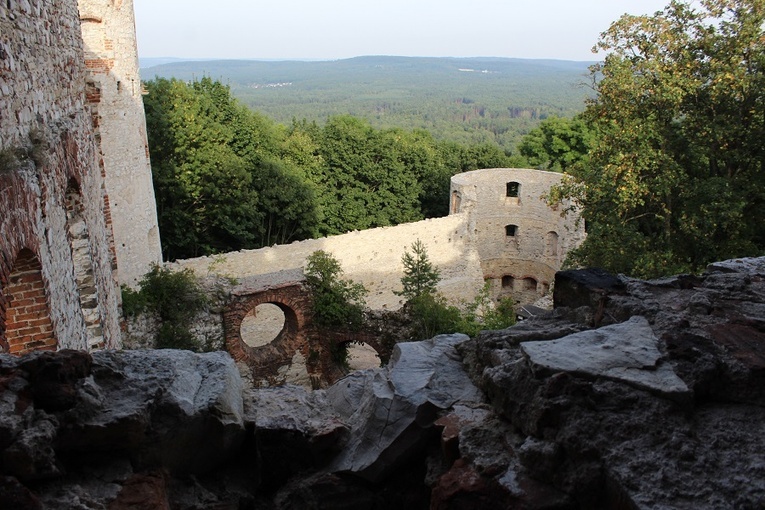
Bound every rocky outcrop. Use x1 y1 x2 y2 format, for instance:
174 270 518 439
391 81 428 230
461 257 765 508
1 258 764 509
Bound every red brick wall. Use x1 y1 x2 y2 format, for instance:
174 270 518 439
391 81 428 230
3 250 57 354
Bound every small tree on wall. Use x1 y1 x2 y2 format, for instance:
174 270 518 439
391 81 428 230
304 250 367 330
396 239 441 301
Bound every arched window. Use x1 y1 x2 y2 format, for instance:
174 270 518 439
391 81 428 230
506 181 520 198
522 277 537 291
545 231 559 257
505 224 518 237
451 191 462 214
241 303 287 348
501 275 515 289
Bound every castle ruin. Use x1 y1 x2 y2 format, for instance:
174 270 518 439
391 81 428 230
0 0 583 359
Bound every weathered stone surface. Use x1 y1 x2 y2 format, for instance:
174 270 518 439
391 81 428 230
326 334 483 482
521 316 690 400
247 384 349 489
60 349 245 473
2 258 765 509
465 257 765 509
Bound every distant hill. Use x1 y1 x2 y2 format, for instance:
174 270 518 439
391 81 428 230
140 56 595 151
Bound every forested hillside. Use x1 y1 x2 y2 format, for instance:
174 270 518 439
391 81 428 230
141 56 593 151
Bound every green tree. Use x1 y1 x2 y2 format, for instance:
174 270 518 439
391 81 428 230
553 0 765 277
396 239 441 301
143 78 320 259
304 250 367 329
518 116 594 172
310 116 424 235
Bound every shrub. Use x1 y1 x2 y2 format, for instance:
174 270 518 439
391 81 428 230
304 250 367 330
121 264 209 351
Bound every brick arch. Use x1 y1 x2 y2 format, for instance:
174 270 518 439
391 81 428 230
223 283 312 382
1 249 57 354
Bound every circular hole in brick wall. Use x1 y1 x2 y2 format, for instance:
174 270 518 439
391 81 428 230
241 303 286 348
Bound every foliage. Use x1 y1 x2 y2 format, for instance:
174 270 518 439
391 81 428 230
143 77 320 260
518 116 594 172
121 264 209 351
550 0 765 278
457 283 516 337
304 250 368 330
396 239 441 301
144 76 525 258
407 293 462 340
396 242 515 339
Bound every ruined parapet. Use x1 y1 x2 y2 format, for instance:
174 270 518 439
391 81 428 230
0 1 122 351
78 0 162 288
174 214 485 312
450 168 585 304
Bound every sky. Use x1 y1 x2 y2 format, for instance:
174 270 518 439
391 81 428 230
133 0 674 62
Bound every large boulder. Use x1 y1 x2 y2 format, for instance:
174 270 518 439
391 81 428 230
325 334 483 483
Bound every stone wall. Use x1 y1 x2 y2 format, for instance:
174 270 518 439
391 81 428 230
451 168 585 304
78 0 162 288
175 168 583 312
0 0 121 351
174 213 486 311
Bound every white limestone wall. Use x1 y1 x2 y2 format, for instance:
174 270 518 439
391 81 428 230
174 214 485 311
79 0 162 288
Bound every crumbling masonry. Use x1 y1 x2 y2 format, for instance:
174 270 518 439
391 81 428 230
0 0 160 353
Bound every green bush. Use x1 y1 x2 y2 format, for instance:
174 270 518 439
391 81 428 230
121 264 209 351
305 250 367 330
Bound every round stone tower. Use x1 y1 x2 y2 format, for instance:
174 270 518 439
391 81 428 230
450 168 585 304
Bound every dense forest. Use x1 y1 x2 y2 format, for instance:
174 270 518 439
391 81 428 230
144 0 765 278
143 77 518 260
141 56 593 152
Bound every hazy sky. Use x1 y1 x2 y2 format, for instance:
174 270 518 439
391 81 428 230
133 0 673 62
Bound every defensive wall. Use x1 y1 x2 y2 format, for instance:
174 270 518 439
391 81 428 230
0 0 122 353
174 212 487 311
173 168 582 386
175 168 584 312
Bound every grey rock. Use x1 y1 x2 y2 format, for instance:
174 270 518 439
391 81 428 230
326 334 483 482
520 316 690 400
707 257 765 275
61 349 245 474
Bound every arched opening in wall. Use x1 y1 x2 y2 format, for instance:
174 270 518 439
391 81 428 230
545 231 559 258
541 282 550 294
2 249 57 354
505 224 518 237
501 275 515 289
506 181 521 198
451 191 462 214
345 341 381 371
66 180 104 349
241 303 287 348
522 277 538 292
